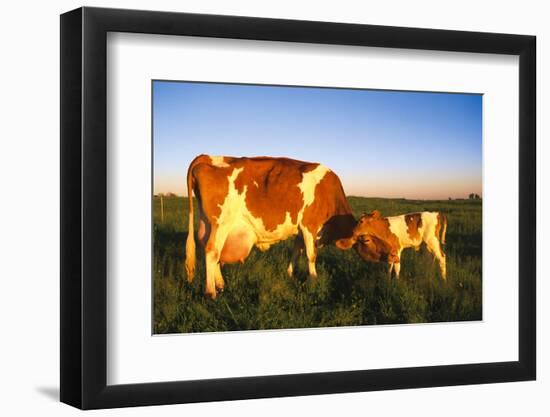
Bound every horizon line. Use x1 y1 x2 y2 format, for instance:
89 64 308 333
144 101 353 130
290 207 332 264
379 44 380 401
153 192 482 201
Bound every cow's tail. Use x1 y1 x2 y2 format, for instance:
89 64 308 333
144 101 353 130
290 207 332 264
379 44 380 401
440 213 447 245
184 164 196 282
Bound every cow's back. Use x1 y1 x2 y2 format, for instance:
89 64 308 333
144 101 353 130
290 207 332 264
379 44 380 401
232 157 315 231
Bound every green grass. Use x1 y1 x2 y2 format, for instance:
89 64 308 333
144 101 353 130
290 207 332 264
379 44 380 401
153 196 482 333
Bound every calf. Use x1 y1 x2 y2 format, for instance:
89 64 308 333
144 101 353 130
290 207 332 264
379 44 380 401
337 210 447 279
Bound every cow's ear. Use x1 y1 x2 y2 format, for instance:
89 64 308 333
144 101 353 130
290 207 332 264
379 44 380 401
370 210 381 219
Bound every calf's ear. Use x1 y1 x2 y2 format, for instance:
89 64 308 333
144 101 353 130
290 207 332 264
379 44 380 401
370 210 382 219
335 238 355 250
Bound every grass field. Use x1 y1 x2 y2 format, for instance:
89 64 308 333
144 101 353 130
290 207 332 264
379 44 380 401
153 196 482 334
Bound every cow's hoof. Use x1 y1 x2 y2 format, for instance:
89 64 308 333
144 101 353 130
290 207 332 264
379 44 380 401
204 291 217 300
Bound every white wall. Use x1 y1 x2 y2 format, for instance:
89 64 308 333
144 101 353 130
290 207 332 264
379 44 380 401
0 0 546 415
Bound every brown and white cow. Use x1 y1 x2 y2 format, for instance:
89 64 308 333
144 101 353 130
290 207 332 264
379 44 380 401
184 155 357 298
337 210 447 279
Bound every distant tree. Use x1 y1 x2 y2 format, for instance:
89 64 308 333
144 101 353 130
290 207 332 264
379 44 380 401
474 193 481 200
448 197 452 200
468 193 475 199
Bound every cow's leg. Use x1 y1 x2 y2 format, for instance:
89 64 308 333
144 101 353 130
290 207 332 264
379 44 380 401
301 227 318 278
214 264 225 291
287 233 304 278
426 238 446 280
199 219 226 291
388 263 394 278
204 225 230 298
204 250 219 299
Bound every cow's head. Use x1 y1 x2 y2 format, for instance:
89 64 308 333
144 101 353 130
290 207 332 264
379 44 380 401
335 210 399 263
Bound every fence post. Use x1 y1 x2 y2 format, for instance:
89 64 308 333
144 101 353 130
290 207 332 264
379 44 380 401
160 194 164 223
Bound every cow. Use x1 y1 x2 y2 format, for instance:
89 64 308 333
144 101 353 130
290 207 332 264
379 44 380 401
336 210 447 279
184 155 357 298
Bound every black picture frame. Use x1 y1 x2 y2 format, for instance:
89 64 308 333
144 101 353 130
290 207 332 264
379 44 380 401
60 6 536 410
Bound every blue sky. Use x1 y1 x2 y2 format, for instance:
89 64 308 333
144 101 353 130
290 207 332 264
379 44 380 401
153 81 482 199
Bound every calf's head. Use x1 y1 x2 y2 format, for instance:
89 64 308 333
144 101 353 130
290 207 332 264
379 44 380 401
354 234 400 263
335 210 399 263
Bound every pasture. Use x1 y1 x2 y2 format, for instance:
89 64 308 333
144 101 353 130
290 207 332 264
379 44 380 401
153 196 482 334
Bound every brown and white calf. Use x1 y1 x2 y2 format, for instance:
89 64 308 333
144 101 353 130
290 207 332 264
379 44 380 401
337 210 447 279
184 155 357 298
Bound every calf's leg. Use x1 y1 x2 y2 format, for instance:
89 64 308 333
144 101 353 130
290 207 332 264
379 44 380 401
426 237 446 280
393 262 401 279
390 248 403 279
